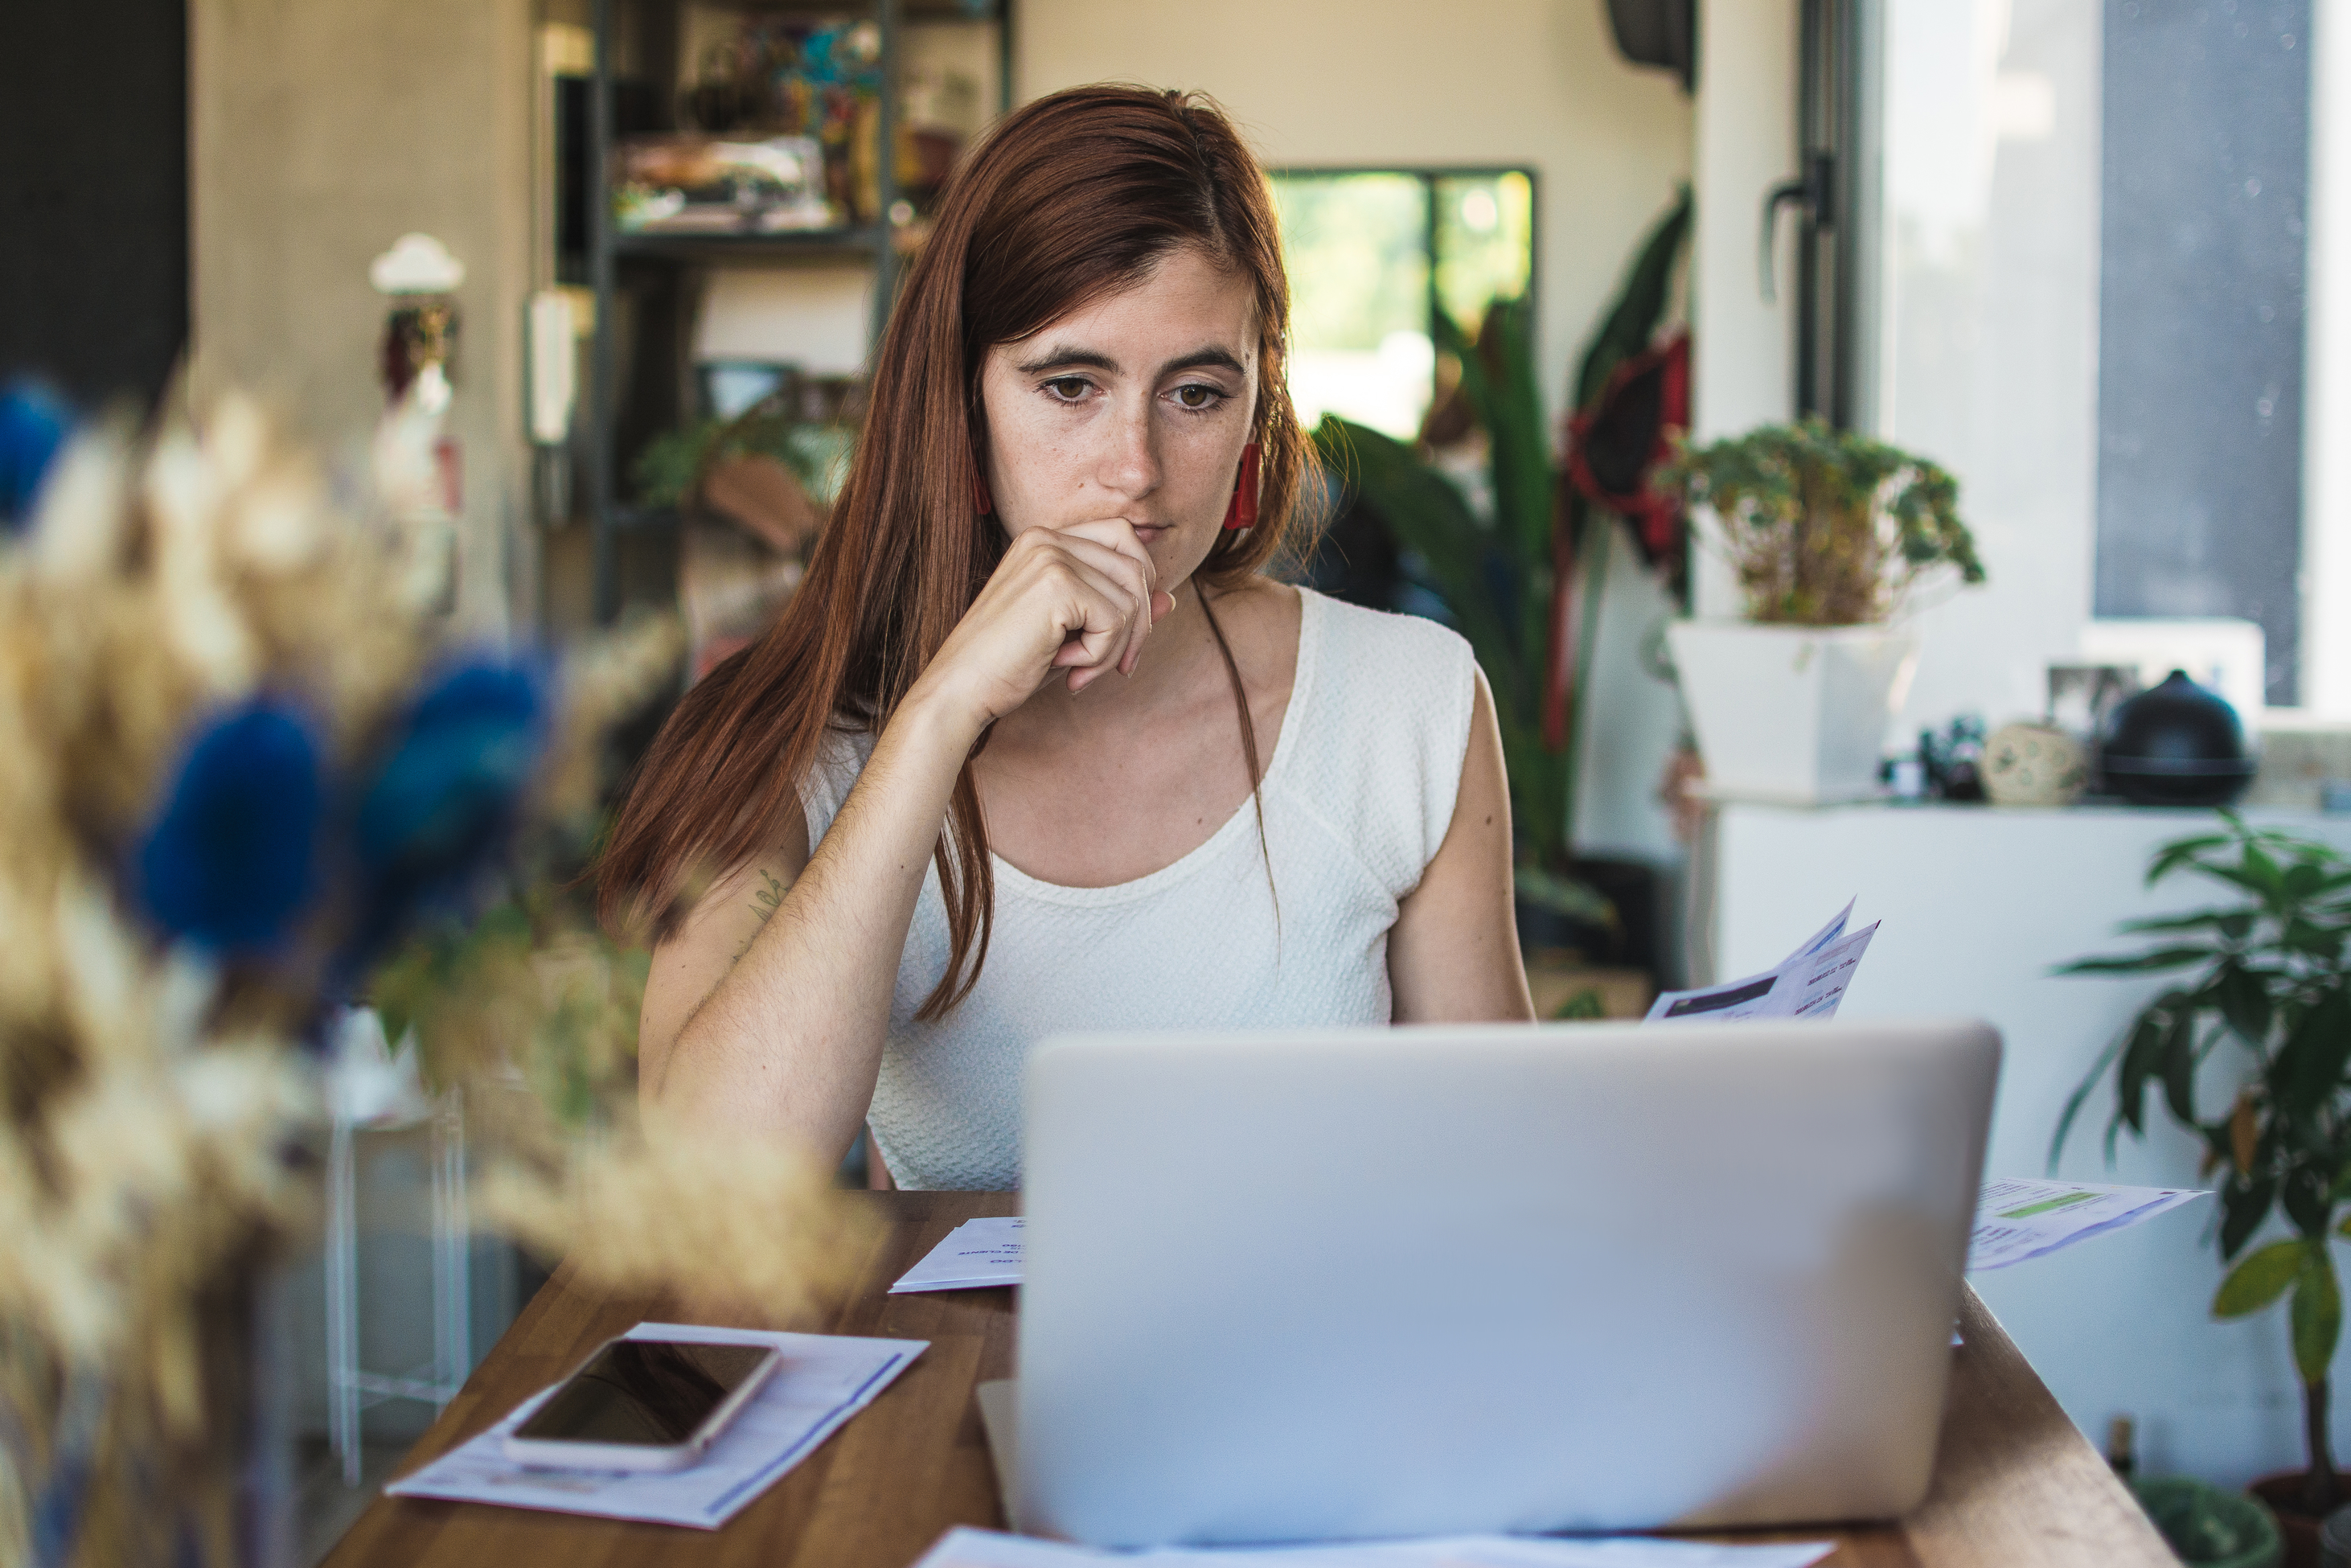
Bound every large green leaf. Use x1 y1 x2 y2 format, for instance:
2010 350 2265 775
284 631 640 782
2117 907 2256 940
2147 833 2232 885
2115 1012 2168 1139
2245 842 2289 902
2222 1175 2279 1260
2214 963 2276 1049
2285 1165 2337 1237
2283 991 2351 1112
1442 302 1553 596
2050 1026 2130 1171
2160 1007 2200 1126
2214 1238 2308 1318
2283 917 2347 962
2295 1248 2345 1385
1571 186 1692 413
2201 857 2292 910
2054 949 2223 976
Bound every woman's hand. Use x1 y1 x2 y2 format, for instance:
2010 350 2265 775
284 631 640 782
645 520 1168 1155
913 519 1178 727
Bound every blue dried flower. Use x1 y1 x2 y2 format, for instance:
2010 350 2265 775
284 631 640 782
0 379 72 530
137 700 323 952
355 659 548 901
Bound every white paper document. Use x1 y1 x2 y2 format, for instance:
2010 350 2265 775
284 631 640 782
909 1526 1834 1568
1966 1177 2206 1272
1645 899 1878 1024
892 1216 1026 1293
384 1321 925 1528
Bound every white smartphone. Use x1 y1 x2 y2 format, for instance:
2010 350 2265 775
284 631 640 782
501 1336 782 1472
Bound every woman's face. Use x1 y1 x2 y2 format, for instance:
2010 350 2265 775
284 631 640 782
978 246 1259 591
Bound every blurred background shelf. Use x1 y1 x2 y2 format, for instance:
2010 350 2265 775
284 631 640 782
574 0 1014 625
610 224 891 258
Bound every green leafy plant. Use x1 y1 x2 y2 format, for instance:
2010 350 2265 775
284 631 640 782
2056 812 2351 1515
1309 191 1688 901
633 396 852 511
1312 300 1565 868
1665 417 1983 626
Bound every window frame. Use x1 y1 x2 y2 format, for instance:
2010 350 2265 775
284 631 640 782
1265 162 1543 359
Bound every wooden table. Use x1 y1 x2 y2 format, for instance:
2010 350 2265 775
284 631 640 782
326 1192 2176 1568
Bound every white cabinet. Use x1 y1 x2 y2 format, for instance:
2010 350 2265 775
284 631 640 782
1695 799 2351 1484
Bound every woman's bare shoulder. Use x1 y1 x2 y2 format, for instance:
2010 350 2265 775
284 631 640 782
1210 577 1303 678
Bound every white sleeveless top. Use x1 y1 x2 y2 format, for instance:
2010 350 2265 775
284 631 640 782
799 587 1478 1190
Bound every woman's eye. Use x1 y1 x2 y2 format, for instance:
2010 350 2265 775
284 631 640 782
1172 384 1225 411
1043 377 1092 402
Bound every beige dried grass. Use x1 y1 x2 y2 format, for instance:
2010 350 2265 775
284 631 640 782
477 1112 879 1320
0 391 856 1566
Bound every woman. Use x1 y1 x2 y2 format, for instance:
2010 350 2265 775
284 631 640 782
599 85 1533 1190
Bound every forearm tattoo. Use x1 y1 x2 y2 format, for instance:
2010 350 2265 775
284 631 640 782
732 868 787 959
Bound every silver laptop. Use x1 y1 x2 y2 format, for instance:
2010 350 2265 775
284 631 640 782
1013 1019 2000 1547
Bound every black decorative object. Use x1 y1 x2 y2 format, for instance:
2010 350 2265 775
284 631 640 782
1918 714 1987 802
1606 0 1697 92
2099 669 2255 807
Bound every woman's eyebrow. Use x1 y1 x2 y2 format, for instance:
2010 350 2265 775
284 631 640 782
1161 347 1245 376
1013 345 1118 374
1009 345 1246 376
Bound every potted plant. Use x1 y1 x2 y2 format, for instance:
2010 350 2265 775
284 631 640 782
2057 813 2351 1551
1662 418 1984 803
1311 191 1691 963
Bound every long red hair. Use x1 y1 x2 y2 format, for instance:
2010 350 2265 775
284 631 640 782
597 85 1315 1015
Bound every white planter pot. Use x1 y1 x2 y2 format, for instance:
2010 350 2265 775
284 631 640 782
1668 621 1922 805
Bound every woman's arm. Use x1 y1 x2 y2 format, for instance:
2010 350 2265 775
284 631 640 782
1387 667 1537 1023
638 519 1169 1161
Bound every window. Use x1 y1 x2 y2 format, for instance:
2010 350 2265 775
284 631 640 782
1270 169 1536 441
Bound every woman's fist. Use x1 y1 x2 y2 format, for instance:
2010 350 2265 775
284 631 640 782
913 519 1175 729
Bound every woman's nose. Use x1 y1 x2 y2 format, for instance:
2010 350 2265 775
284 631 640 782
1095 396 1160 501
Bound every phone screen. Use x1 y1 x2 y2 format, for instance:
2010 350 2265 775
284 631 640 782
514 1340 774 1447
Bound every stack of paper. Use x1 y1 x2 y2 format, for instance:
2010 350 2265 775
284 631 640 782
910 1527 1835 1568
1644 901 1878 1024
384 1322 925 1528
892 1216 1025 1294
1966 1177 2204 1272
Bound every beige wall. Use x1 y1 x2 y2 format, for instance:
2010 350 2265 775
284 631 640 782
1016 0 1692 423
191 0 535 636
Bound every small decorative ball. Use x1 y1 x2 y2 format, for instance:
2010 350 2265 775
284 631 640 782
1982 721 2089 807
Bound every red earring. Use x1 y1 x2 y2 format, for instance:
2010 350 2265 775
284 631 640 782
1221 441 1262 531
973 471 993 515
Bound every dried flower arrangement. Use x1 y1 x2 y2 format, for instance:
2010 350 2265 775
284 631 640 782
0 390 869 1567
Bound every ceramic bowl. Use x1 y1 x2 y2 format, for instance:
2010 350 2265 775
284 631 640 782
1982 721 2089 807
